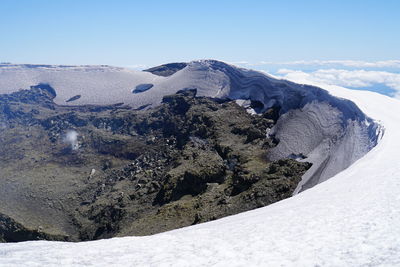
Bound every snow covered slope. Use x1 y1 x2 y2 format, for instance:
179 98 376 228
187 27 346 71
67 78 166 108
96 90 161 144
0 63 162 107
0 84 398 266
0 61 382 191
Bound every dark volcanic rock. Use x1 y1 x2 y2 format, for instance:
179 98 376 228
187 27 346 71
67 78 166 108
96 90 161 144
0 86 311 242
0 213 68 243
132 84 154 94
143 63 187 77
66 94 81 102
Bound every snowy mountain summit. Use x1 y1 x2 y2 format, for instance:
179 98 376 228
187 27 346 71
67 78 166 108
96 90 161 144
0 60 382 190
0 60 397 266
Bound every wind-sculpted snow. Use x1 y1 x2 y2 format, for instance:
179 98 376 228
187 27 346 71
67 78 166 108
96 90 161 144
268 102 381 192
0 60 382 190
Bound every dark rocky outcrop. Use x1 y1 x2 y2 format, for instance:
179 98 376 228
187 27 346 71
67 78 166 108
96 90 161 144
132 84 154 94
143 62 187 76
0 86 311 242
0 213 68 243
66 94 81 102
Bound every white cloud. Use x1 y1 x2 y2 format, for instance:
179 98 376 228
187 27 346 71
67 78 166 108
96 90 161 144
125 64 148 70
276 68 400 99
234 60 400 69
64 130 79 150
276 60 400 68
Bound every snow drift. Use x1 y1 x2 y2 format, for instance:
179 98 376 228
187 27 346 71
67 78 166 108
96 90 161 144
0 60 382 191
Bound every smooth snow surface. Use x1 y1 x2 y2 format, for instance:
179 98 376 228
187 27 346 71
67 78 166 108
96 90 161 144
1 62 398 266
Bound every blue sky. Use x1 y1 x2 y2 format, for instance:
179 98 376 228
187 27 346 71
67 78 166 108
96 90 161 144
1 0 399 66
1 0 400 98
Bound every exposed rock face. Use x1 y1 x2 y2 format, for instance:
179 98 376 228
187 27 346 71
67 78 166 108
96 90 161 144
0 86 310 242
144 63 188 77
0 214 68 242
132 84 154 94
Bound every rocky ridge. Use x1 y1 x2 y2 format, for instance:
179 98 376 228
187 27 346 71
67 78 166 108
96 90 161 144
0 85 311 242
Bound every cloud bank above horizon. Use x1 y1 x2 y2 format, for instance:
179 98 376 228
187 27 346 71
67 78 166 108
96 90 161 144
276 68 400 99
233 59 400 69
229 60 400 99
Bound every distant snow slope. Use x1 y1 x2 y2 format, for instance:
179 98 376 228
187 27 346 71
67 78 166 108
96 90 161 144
0 84 398 266
0 64 162 107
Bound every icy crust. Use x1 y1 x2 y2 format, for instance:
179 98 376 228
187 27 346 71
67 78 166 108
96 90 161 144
269 103 381 193
0 60 382 190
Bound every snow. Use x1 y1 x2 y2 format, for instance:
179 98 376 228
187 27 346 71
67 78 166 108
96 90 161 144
0 61 382 189
0 64 163 107
1 62 399 266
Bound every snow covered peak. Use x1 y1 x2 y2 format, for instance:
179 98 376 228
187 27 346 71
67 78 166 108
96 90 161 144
0 60 382 190
1 60 396 265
